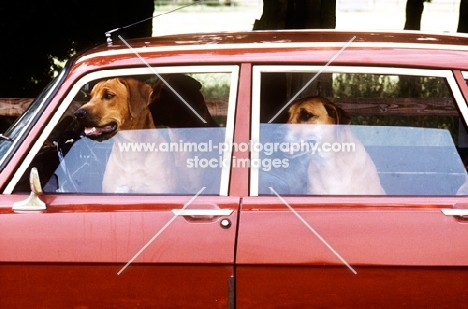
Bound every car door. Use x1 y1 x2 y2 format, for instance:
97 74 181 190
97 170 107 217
236 66 468 308
0 66 241 308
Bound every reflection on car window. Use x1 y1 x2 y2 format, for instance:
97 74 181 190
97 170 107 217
0 71 65 166
256 71 468 196
13 72 232 195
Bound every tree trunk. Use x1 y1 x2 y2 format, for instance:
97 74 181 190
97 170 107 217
253 0 336 118
458 0 468 33
253 0 336 30
253 0 289 30
404 0 426 30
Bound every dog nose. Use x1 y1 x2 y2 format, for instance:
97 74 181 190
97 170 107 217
74 109 87 119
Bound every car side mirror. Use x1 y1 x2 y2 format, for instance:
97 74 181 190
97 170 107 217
12 167 46 211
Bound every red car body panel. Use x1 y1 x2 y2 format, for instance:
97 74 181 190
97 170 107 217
236 266 468 308
2 264 233 308
72 47 468 71
237 196 468 308
0 196 239 308
70 31 468 70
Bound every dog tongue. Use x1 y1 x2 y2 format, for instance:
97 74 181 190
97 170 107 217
84 127 103 136
84 124 116 137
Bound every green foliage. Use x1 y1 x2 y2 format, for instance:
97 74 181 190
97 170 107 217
188 73 231 98
334 73 459 143
333 73 451 99
333 74 399 98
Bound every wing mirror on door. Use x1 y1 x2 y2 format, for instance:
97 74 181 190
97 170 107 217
12 167 46 211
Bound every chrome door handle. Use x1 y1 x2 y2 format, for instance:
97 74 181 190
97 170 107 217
441 209 468 216
171 209 234 217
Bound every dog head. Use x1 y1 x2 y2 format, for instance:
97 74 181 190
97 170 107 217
74 78 152 140
276 96 351 157
286 96 350 125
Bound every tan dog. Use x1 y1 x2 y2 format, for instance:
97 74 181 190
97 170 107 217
75 78 178 193
282 96 385 195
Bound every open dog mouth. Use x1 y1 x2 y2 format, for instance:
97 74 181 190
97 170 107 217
83 122 117 138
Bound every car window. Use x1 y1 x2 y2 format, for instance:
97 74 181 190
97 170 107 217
0 70 66 169
12 67 238 195
251 66 468 196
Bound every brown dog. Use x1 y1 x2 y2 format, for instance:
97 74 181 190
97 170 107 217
75 78 178 193
282 96 385 195
75 78 154 138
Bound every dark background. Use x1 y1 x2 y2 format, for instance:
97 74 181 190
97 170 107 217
0 0 466 99
0 0 154 98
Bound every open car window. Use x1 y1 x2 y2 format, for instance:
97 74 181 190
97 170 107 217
251 66 468 196
10 66 239 195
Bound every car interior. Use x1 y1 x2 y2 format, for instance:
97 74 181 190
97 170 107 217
257 71 468 195
13 73 230 195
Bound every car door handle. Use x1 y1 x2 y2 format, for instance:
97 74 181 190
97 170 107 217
441 209 468 216
171 209 233 217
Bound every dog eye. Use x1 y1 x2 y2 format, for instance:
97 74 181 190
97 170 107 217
103 93 115 100
299 108 314 121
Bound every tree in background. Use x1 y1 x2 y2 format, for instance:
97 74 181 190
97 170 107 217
404 0 467 33
253 0 336 30
458 0 468 33
255 0 466 34
0 0 154 98
403 0 428 30
252 0 336 120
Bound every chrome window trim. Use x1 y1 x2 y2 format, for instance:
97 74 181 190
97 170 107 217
250 65 468 196
4 65 239 196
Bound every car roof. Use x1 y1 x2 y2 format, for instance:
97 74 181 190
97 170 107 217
73 30 468 71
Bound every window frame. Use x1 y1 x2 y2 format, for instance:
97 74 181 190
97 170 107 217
5 65 240 196
250 65 468 196
0 69 67 169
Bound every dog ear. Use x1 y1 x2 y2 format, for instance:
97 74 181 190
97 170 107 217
120 78 152 118
324 102 351 125
149 79 164 103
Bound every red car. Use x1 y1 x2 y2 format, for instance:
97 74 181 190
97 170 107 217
1 30 468 308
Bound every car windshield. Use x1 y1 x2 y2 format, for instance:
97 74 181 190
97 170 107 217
0 70 65 167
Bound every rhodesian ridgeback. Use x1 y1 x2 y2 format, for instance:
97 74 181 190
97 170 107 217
281 96 385 195
75 78 178 193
